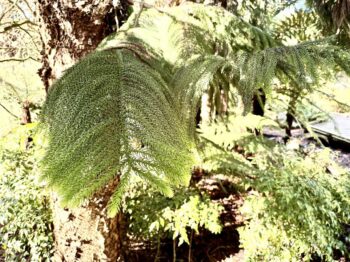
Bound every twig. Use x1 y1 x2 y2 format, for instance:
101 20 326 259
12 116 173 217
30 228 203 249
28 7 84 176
8 0 31 20
0 102 18 119
0 77 22 101
154 235 161 262
173 239 177 262
133 0 145 27
22 0 34 14
1 20 36 33
17 26 41 52
127 0 154 9
315 88 350 109
0 56 39 63
0 3 15 23
188 230 193 262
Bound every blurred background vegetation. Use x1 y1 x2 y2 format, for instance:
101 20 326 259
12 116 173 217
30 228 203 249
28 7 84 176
0 0 43 136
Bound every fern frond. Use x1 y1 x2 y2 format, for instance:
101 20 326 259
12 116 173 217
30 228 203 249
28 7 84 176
173 37 350 118
100 3 350 115
172 55 228 135
98 3 276 65
41 49 195 214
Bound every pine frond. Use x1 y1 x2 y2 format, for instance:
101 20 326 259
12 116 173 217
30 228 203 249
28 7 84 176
173 37 350 118
172 55 228 136
98 3 276 65
41 49 195 215
100 3 350 115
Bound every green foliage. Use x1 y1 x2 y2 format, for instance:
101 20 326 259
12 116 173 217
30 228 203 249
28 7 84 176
274 10 321 44
41 49 196 217
199 114 278 178
123 179 223 246
200 116 350 261
41 2 350 216
0 125 53 261
231 0 299 29
239 148 350 261
102 2 350 115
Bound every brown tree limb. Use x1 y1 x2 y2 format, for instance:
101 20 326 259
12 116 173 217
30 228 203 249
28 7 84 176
0 3 15 23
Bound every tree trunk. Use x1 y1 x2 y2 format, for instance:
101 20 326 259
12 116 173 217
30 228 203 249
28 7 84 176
20 100 32 125
36 0 127 91
51 179 123 261
36 1 128 260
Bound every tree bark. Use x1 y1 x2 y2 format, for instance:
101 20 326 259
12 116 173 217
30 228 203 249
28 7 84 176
20 100 32 125
51 179 123 262
36 0 127 91
36 1 128 261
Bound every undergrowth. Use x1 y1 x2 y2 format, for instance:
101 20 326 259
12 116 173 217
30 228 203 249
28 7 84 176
122 177 223 247
200 114 350 261
240 148 350 261
0 124 53 261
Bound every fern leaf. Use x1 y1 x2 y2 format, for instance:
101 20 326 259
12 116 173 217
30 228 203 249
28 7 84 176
41 49 195 213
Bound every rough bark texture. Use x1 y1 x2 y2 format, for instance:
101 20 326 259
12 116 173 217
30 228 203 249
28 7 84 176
36 0 126 91
20 100 32 125
36 1 128 261
52 179 123 262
